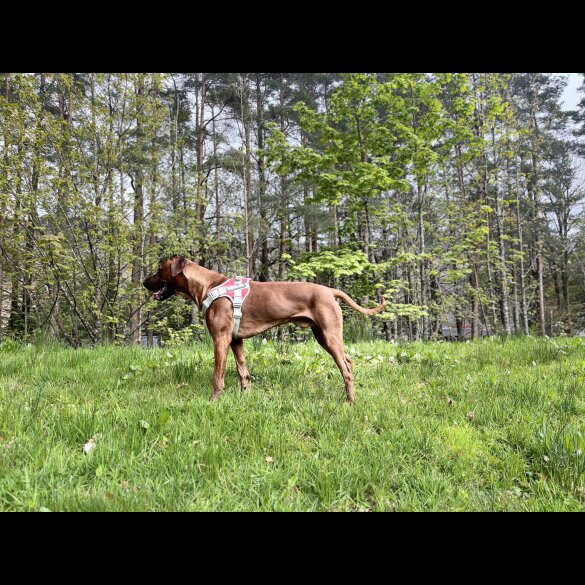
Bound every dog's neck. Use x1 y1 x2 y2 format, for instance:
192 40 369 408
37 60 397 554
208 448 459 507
181 262 227 309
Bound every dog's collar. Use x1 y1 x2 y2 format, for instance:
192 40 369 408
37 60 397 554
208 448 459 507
201 276 251 338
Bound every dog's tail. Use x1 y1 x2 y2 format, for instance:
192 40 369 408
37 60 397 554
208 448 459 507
332 290 386 316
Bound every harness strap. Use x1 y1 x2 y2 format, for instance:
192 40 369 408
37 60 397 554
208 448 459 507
201 276 250 339
232 285 243 338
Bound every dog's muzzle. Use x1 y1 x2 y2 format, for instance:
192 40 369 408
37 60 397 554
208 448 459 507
153 284 167 301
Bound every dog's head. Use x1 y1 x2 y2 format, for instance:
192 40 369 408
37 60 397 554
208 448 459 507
143 255 189 301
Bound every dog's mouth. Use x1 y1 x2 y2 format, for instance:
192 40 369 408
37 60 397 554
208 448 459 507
152 284 168 301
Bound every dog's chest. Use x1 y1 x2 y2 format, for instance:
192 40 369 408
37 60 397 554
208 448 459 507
202 277 252 338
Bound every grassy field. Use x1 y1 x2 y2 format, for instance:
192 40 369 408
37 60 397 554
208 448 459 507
1 335 585 511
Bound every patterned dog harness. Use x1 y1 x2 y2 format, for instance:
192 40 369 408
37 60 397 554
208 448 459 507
201 276 251 338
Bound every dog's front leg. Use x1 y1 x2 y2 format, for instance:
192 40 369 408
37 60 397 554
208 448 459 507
211 334 232 401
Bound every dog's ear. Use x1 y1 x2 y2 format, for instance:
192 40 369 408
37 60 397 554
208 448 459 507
170 255 187 277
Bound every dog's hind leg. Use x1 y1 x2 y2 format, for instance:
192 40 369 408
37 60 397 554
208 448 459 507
231 339 251 392
311 321 355 404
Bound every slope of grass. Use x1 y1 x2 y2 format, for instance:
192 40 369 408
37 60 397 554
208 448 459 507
1 336 585 511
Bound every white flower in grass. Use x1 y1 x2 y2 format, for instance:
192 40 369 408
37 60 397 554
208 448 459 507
83 433 101 454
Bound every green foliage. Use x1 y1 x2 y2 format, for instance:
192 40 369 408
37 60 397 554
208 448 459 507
288 248 375 280
0 339 22 352
163 324 206 347
0 72 581 346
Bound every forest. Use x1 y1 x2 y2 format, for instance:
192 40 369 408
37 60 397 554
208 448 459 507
1 73 584 346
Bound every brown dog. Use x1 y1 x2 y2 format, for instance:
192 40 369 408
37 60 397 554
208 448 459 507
143 255 385 403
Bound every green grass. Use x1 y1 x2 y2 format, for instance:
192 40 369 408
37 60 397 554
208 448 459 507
1 335 585 511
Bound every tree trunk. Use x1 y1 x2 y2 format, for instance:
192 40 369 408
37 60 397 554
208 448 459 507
512 261 520 333
302 131 314 253
470 255 481 339
278 176 287 279
417 184 429 341
256 74 269 281
331 204 339 250
8 143 23 334
240 75 255 277
0 75 10 336
562 248 571 334
130 75 145 345
485 223 498 332
494 182 511 335
278 74 288 280
195 73 206 222
515 168 530 335
170 74 180 214
529 108 546 336
212 106 223 273
535 236 546 336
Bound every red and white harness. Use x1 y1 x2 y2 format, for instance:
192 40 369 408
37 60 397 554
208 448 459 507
201 276 251 338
